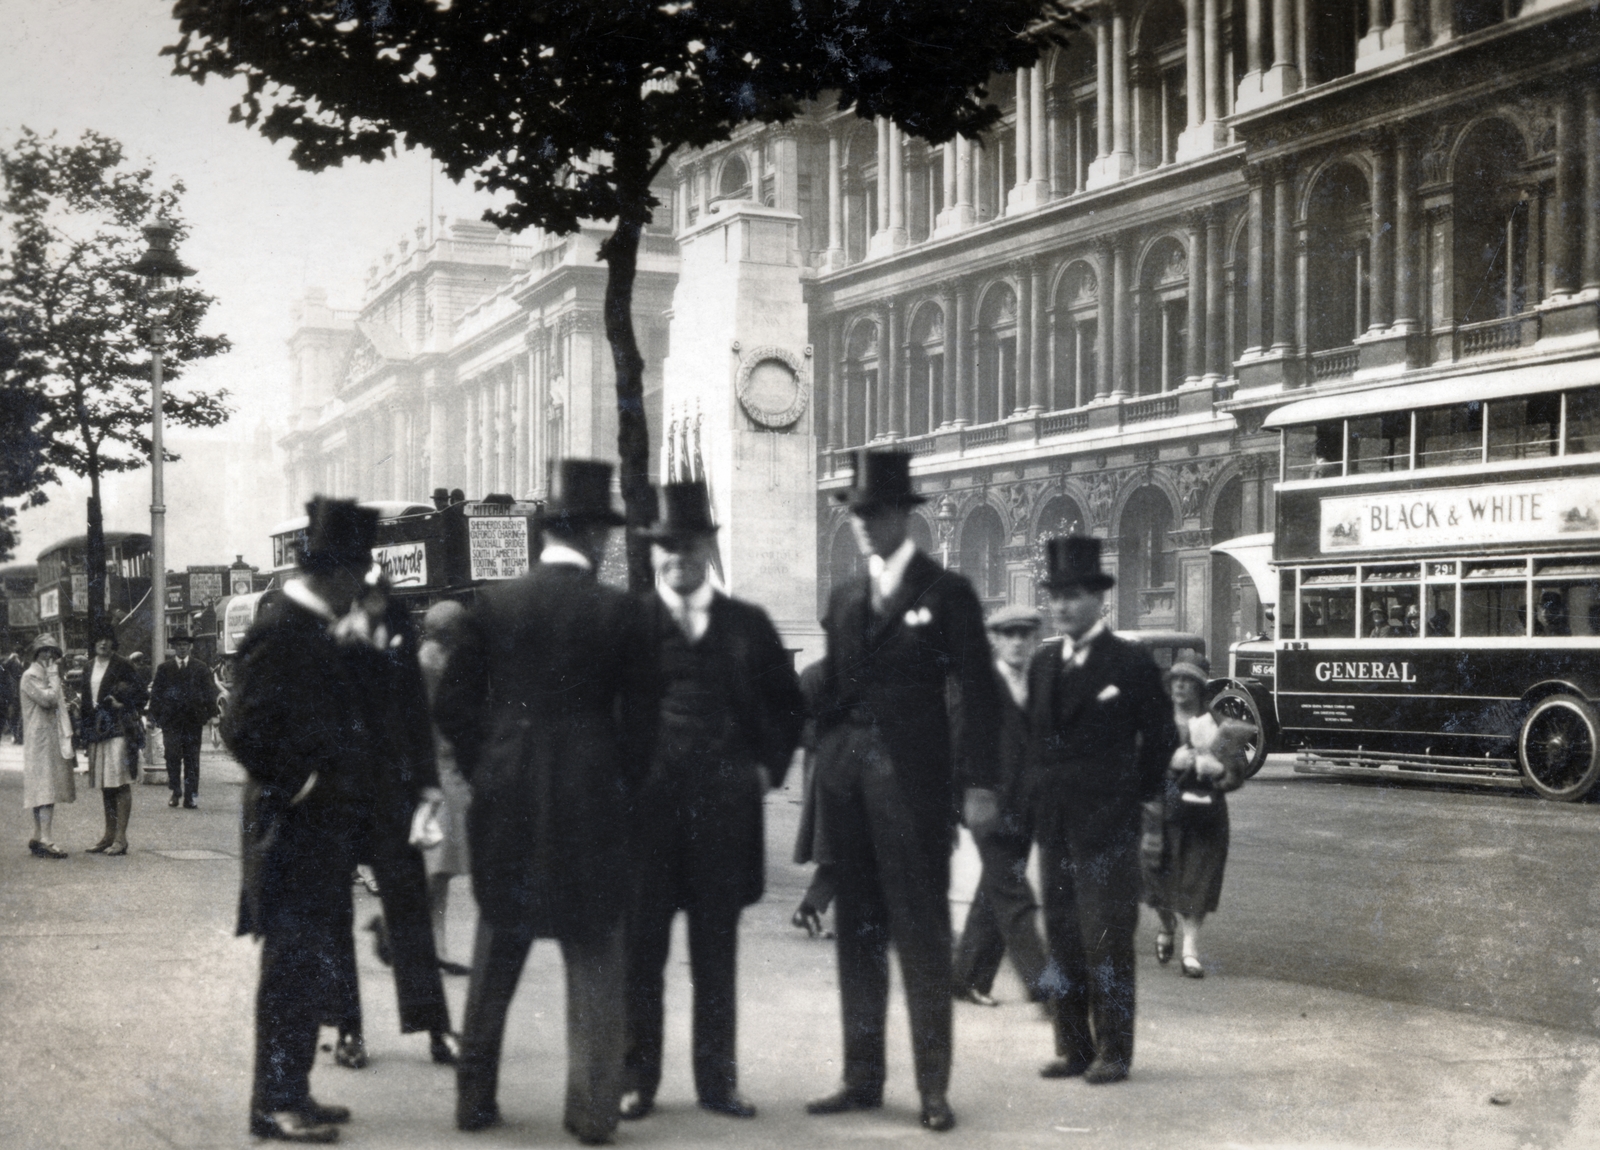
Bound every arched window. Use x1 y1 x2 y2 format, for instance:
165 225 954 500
977 283 1018 423
960 504 1007 604
1304 161 1370 352
1137 237 1191 394
842 321 880 448
1134 0 1188 171
1052 262 1100 408
1117 487 1175 629
1454 119 1533 325
1036 494 1088 542
718 154 751 201
906 304 946 436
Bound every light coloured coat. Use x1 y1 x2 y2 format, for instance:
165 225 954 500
20 661 75 809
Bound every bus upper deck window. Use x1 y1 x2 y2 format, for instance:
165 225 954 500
1284 422 1344 479
1487 394 1559 462
1566 387 1600 455
1417 403 1483 469
1349 412 1410 474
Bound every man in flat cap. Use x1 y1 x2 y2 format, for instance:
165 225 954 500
619 480 803 1123
806 450 1001 1133
225 496 382 1143
436 460 656 1146
149 630 217 809
952 603 1050 1009
1028 536 1176 1085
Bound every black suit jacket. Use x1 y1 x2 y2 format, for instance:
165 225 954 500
150 657 218 730
815 549 1000 834
435 562 657 941
1026 629 1177 834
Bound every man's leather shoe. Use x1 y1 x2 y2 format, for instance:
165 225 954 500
249 1109 339 1142
618 1090 654 1120
183 797 197 809
953 986 1000 1007
562 1118 613 1145
429 1030 461 1065
300 1100 351 1125
1039 1055 1092 1079
457 1100 501 1132
1083 1056 1129 1085
805 1086 881 1114
699 1094 757 1118
920 1094 956 1132
168 793 180 808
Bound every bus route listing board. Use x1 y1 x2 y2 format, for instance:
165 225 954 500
464 501 540 581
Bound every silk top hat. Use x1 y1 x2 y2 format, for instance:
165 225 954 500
642 480 718 543
302 497 379 574
1041 535 1115 592
542 459 626 530
832 450 928 511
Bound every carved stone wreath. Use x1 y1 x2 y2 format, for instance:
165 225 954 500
735 344 811 429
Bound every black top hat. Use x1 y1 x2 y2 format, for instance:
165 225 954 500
542 459 626 531
1040 535 1115 593
641 480 718 542
302 497 379 574
831 450 927 511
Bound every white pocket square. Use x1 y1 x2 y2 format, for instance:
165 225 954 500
903 606 933 627
1096 684 1121 702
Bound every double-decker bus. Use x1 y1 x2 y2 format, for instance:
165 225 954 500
1213 370 1600 801
34 532 154 655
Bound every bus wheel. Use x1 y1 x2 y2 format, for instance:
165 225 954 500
1519 694 1600 801
1211 689 1269 779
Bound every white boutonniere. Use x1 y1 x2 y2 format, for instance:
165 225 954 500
1096 684 1121 702
903 606 933 627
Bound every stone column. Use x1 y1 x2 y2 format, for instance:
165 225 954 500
1113 238 1132 398
876 117 891 236
1030 66 1048 195
1096 13 1112 160
1551 92 1581 298
1185 0 1204 132
887 123 905 236
1269 0 1300 97
1294 227 1311 352
1111 11 1131 161
1205 211 1225 379
1272 163 1295 351
826 320 842 449
1015 264 1032 414
1586 86 1600 293
1179 0 1228 159
1204 0 1224 124
1187 214 1206 383
953 283 972 425
1368 136 1394 330
1030 261 1049 413
1244 0 1263 86
1096 241 1115 399
825 132 845 268
1013 68 1032 193
1244 166 1267 355
886 300 904 437
1394 132 1418 329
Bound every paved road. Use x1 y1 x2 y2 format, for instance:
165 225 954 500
3 744 1600 1149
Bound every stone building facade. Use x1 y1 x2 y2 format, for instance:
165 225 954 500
282 0 1600 663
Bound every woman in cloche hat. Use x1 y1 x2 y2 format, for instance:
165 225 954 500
19 633 74 858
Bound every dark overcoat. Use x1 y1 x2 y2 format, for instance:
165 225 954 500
636 591 804 913
1026 630 1176 844
82 653 149 746
149 656 219 731
813 549 1001 838
225 598 374 938
435 563 656 942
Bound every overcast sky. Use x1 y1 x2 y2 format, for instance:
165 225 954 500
1 0 502 561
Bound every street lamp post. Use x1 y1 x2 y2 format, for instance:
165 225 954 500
132 219 193 677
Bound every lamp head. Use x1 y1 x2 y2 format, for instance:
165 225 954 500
132 217 194 285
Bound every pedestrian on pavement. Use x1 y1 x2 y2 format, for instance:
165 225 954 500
81 626 147 857
805 450 1002 1134
1029 536 1176 1086
415 598 473 976
4 648 24 744
225 496 384 1144
790 659 836 940
1142 662 1251 980
952 604 1051 1009
149 631 218 809
620 480 804 1124
328 573 460 1071
435 459 657 1146
20 633 74 858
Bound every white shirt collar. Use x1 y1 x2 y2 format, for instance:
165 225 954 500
866 537 918 601
996 658 1029 708
658 578 715 641
540 541 593 571
283 577 339 623
1067 619 1108 667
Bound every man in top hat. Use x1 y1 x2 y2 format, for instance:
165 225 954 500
224 497 385 1143
435 459 657 1146
619 481 803 1123
952 603 1051 1008
1027 536 1176 1085
150 630 218 808
806 450 1001 1133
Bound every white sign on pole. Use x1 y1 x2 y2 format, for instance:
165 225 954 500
468 517 531 581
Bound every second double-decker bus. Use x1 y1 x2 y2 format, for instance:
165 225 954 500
1213 368 1600 801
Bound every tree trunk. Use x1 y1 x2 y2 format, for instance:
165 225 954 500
600 151 658 593
85 472 107 645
